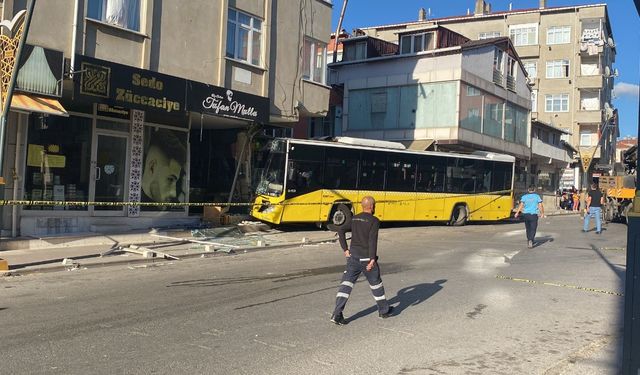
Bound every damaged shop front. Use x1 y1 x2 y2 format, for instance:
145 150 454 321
185 81 269 217
6 53 269 237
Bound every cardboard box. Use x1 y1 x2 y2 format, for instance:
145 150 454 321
203 206 223 224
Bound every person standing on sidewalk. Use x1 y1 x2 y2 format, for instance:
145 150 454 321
583 183 605 234
514 185 545 248
330 196 393 325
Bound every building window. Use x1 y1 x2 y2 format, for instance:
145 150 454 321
546 59 570 78
226 8 263 66
506 56 517 91
580 130 598 146
547 26 571 45
509 24 538 46
523 61 537 79
545 94 569 112
87 0 141 31
460 84 483 133
355 42 367 60
580 56 600 76
302 38 327 84
466 86 481 96
484 96 504 138
580 90 600 111
400 32 435 54
493 48 504 85
479 31 501 40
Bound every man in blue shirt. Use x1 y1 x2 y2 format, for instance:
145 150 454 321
514 185 545 248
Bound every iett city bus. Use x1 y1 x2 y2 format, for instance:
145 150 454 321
251 137 515 228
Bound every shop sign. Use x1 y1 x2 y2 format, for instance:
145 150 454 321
74 55 186 114
97 103 130 119
187 81 269 124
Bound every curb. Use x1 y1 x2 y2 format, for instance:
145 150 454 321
1 236 339 276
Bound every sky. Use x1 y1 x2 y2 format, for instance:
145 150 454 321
331 0 639 139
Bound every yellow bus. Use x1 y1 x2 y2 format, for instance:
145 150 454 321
251 137 515 229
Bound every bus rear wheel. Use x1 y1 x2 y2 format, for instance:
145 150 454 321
449 204 468 226
330 204 352 230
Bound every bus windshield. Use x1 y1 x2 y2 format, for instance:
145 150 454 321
256 139 286 197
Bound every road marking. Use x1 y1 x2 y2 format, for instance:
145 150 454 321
496 275 623 297
380 326 415 337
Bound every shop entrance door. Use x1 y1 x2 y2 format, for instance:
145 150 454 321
90 132 129 216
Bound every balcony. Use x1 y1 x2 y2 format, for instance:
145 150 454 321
492 69 503 86
575 110 602 123
532 138 572 163
513 44 540 58
576 74 603 88
506 75 516 91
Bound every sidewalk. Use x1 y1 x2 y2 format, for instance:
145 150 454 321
0 223 339 275
0 208 579 275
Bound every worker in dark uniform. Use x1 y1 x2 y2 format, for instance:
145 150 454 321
330 196 393 325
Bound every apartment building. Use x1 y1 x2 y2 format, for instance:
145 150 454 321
0 0 331 236
355 0 617 188
329 27 533 197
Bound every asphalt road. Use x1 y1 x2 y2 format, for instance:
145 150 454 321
0 215 627 374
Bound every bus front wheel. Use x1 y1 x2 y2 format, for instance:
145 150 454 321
330 204 352 229
449 204 468 226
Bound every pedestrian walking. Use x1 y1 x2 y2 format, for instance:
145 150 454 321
583 183 605 234
330 196 393 325
514 185 545 248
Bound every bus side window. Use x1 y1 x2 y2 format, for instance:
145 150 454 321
387 156 416 192
325 148 358 190
359 151 386 191
287 144 325 197
416 156 445 193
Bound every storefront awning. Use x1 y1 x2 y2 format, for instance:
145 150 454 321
10 93 68 117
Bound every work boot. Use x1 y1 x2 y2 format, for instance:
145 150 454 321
379 306 394 319
330 313 348 325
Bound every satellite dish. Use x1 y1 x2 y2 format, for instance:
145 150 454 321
607 37 615 48
604 66 611 77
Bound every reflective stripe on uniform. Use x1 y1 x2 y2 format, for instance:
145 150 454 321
369 282 383 290
359 258 370 262
341 281 354 288
373 295 386 301
337 292 350 299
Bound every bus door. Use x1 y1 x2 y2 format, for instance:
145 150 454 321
320 148 360 222
357 151 387 220
415 157 446 221
281 143 324 222
489 161 514 219
384 156 417 221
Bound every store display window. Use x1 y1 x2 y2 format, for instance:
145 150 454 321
24 114 92 210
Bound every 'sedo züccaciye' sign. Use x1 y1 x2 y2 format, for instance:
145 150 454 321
74 55 185 114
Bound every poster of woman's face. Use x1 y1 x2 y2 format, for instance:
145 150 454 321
141 127 187 210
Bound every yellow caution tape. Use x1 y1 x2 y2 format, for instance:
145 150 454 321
0 190 513 207
496 275 623 297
